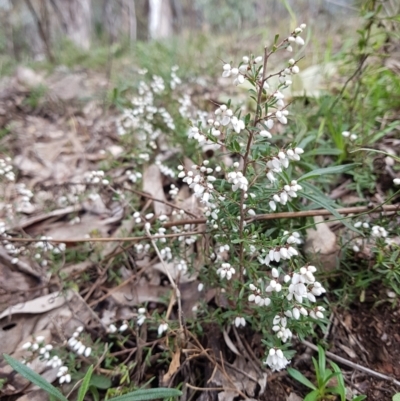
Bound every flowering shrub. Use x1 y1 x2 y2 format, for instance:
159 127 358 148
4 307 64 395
170 23 331 371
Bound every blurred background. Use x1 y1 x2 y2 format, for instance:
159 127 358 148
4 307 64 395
0 0 362 71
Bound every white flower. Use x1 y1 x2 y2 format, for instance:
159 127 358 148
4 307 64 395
217 263 235 280
265 348 290 371
158 322 168 336
215 104 233 126
260 130 272 138
119 323 128 332
394 178 400 185
234 317 246 328
227 171 248 192
108 324 117 333
84 347 92 357
231 116 245 133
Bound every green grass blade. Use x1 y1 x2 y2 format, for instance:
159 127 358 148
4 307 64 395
77 365 93 401
317 345 326 382
300 182 363 234
3 354 68 401
287 367 317 390
297 164 357 182
108 388 182 401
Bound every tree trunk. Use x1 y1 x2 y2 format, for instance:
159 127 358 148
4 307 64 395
148 0 173 39
51 0 91 50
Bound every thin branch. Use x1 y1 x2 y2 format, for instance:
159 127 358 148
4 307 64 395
2 204 399 244
302 340 400 387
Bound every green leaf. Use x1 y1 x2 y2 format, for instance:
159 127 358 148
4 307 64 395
232 139 241 153
329 361 346 401
90 385 100 401
393 394 400 401
77 365 93 401
287 368 316 390
297 164 357 182
304 389 320 401
317 345 326 382
90 374 112 389
300 182 363 235
109 388 182 401
3 354 68 401
352 396 367 401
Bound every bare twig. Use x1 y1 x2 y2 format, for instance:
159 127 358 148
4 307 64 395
302 339 400 387
144 225 185 339
2 204 399 245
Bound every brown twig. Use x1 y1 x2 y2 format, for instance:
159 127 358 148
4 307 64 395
3 204 399 245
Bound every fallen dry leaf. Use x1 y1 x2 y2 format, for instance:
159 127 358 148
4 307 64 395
304 216 338 271
142 164 169 215
162 348 181 385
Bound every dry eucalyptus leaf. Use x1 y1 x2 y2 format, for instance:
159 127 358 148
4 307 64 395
110 283 170 306
162 348 181 385
0 291 72 320
143 164 169 215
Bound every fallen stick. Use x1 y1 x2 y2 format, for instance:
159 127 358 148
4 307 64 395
302 339 400 387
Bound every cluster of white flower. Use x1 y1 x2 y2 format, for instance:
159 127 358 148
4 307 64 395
126 170 142 183
286 23 307 51
84 170 109 185
352 220 392 252
269 180 303 211
227 170 249 193
0 157 15 181
342 131 358 141
248 284 271 306
222 54 263 86
266 148 304 183
156 160 175 178
371 225 388 238
265 348 290 371
15 183 34 213
107 321 129 334
169 184 179 199
170 65 181 90
217 262 235 280
272 315 292 342
3 240 24 264
178 161 217 205
150 75 165 94
234 316 246 328
214 104 245 133
137 307 146 326
178 94 192 118
67 326 92 357
260 245 299 265
22 335 71 384
57 366 71 384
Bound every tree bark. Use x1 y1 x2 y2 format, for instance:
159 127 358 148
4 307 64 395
148 0 173 39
